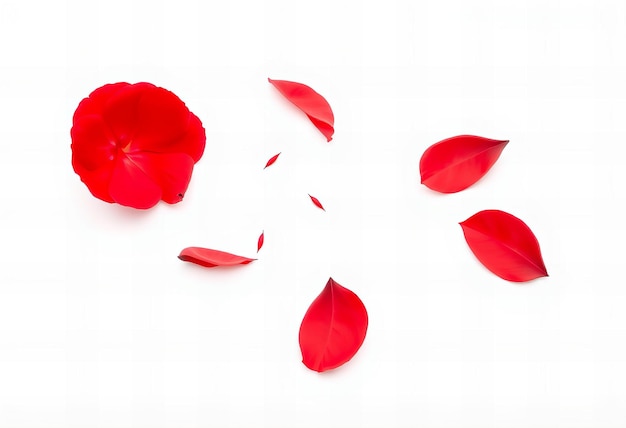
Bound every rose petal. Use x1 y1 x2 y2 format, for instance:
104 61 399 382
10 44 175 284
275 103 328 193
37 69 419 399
178 247 256 268
268 78 335 142
460 210 548 282
149 113 206 162
101 82 156 146
299 278 368 372
72 82 129 125
108 154 162 209
71 115 117 171
125 152 195 204
129 85 192 150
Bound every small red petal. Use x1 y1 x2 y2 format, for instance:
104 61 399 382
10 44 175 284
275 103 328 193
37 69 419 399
178 247 256 268
420 135 509 193
460 210 548 282
308 194 325 211
257 231 264 253
299 278 368 372
268 78 334 142
264 152 281 169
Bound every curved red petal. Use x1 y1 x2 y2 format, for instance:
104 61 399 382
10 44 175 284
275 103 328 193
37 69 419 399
257 231 264 252
264 152 281 169
268 78 334 142
72 82 129 124
460 210 548 282
178 247 256 268
125 152 195 204
308 194 325 211
108 155 162 209
419 135 509 193
299 278 368 372
71 115 117 171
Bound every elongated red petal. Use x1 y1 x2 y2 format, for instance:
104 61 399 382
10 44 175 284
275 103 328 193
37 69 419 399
264 152 281 169
299 278 368 372
460 210 548 282
268 78 334 142
308 194 325 211
178 247 256 268
257 231 264 253
420 135 509 193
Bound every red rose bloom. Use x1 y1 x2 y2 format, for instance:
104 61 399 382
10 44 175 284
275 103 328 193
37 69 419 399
71 82 206 209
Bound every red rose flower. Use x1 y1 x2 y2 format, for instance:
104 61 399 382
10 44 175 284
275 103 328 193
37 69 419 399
71 82 206 209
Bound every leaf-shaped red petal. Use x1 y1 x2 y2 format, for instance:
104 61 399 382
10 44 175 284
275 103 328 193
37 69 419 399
178 247 256 268
299 278 368 372
308 194 325 211
460 210 548 282
420 135 508 193
264 152 281 169
257 231 264 253
268 78 334 142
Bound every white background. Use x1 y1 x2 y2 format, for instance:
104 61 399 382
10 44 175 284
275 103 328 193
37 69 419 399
0 0 625 426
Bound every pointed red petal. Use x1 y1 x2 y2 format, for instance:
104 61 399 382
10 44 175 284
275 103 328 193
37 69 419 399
420 135 509 193
268 78 334 142
299 278 368 372
308 194 325 211
178 247 256 268
460 210 548 282
257 231 264 253
264 152 281 169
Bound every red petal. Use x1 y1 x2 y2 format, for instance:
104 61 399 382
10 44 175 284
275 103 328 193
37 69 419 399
268 78 334 142
71 114 117 171
419 135 509 193
257 231 264 253
308 194 325 211
100 82 156 143
264 152 281 169
71 114 118 203
125 152 195 204
460 210 548 282
163 113 206 163
108 155 162 209
72 82 129 124
130 85 193 150
299 278 368 372
178 247 256 268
